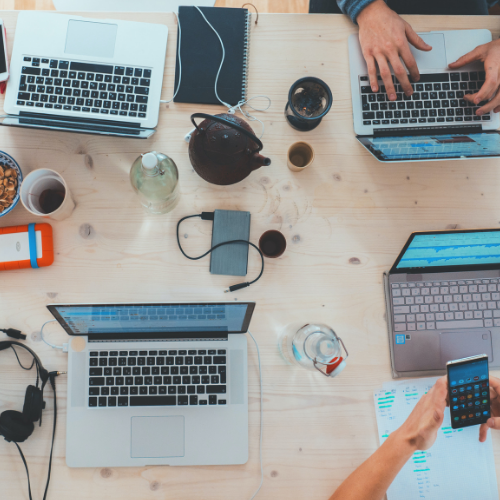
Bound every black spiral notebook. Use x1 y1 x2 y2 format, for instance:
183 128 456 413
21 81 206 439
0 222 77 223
173 6 251 106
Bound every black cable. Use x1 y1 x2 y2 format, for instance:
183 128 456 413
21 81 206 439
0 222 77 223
176 213 264 292
10 345 36 371
42 373 58 500
14 443 33 500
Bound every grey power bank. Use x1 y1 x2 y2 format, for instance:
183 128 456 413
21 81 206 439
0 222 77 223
210 210 251 276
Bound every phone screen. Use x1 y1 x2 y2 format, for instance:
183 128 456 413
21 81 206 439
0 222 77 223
0 28 7 74
448 355 490 429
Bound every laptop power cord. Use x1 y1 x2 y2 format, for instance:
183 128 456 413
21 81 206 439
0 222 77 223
176 212 264 292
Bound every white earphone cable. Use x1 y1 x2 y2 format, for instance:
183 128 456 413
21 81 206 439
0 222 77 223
247 330 264 499
161 7 271 138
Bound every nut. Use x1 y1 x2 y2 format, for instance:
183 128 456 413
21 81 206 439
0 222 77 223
4 168 13 177
0 166 4 179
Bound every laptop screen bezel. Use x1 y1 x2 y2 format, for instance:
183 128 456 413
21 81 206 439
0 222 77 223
390 228 500 275
46 302 256 339
356 130 500 162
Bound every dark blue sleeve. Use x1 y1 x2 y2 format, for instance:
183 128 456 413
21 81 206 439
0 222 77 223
336 0 380 23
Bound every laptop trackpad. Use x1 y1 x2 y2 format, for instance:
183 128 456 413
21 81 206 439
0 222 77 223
131 416 185 458
65 20 117 58
439 330 492 366
410 34 447 69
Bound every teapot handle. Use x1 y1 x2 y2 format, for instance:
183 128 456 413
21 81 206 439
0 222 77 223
190 113 263 154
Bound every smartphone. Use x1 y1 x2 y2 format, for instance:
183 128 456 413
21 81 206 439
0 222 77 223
447 354 490 429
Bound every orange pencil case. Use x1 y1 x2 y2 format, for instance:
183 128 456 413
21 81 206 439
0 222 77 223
0 223 54 270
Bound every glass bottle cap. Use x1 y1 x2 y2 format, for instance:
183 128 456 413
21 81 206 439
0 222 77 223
142 152 158 169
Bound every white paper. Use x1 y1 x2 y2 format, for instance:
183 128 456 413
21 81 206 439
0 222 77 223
374 377 499 500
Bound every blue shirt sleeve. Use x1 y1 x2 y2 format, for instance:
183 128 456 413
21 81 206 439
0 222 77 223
336 0 381 23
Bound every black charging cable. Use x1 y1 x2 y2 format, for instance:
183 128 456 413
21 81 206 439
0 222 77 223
176 212 264 292
0 328 26 340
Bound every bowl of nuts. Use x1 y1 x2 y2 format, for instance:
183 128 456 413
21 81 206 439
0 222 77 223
0 152 22 217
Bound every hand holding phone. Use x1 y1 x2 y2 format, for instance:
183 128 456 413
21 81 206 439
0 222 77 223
479 376 500 442
447 354 490 429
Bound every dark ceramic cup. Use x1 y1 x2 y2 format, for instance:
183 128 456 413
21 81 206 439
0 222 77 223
259 230 287 258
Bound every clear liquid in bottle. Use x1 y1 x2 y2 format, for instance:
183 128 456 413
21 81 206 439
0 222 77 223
130 151 180 214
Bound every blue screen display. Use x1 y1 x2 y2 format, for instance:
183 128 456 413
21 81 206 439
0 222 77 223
53 303 249 334
448 357 489 427
396 231 500 269
367 133 500 160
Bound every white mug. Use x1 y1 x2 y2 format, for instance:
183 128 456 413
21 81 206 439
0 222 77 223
20 169 75 221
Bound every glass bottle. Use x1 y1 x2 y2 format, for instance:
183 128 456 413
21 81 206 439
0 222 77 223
130 151 180 214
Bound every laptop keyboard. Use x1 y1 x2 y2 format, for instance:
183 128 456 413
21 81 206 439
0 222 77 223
88 349 227 408
17 57 151 119
360 72 491 127
391 278 500 332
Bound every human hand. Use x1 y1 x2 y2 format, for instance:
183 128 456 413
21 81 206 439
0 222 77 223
449 40 500 116
395 376 448 451
479 376 500 442
357 0 431 101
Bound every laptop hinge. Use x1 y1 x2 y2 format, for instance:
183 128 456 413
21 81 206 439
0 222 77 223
373 124 483 137
18 111 141 129
86 332 230 342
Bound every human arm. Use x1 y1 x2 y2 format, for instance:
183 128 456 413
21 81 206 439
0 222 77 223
329 376 448 500
479 376 500 442
356 0 431 101
449 40 500 116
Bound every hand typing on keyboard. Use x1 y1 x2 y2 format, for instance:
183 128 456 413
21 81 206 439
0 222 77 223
449 39 500 116
356 0 431 100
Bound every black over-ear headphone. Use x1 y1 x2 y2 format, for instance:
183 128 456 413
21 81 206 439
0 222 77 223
0 339 63 500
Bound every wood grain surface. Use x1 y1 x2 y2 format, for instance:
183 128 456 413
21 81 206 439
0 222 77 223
1 10 500 500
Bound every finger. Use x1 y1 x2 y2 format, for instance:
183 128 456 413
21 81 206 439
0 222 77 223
375 56 396 100
494 105 500 113
471 74 498 105
390 57 412 96
476 93 500 115
365 55 379 93
449 46 483 69
479 422 489 442
487 416 500 430
489 376 500 396
399 44 419 88
405 24 432 52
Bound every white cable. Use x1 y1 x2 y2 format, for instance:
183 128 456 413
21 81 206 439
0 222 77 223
163 7 271 138
160 10 182 104
40 320 67 352
247 330 264 500
192 6 271 138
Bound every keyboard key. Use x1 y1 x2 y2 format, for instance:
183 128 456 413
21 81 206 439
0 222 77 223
89 397 97 407
144 69 151 78
206 385 226 394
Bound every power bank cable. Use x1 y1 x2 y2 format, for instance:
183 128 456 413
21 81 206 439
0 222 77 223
176 212 264 292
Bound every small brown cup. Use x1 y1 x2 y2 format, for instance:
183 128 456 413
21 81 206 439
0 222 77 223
287 141 314 172
259 230 287 258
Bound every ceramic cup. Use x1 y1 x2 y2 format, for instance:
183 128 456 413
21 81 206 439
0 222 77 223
259 230 287 258
20 168 75 221
287 141 315 172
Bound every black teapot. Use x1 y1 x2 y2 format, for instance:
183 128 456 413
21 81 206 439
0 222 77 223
188 113 271 185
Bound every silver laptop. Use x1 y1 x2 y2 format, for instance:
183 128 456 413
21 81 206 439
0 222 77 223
349 29 500 162
3 12 168 139
47 302 255 467
384 229 500 378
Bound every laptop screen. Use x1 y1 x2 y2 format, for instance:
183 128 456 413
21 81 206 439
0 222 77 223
47 302 255 337
391 229 500 274
357 132 500 161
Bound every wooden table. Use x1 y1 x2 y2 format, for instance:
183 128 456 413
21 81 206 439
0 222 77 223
1 10 500 500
